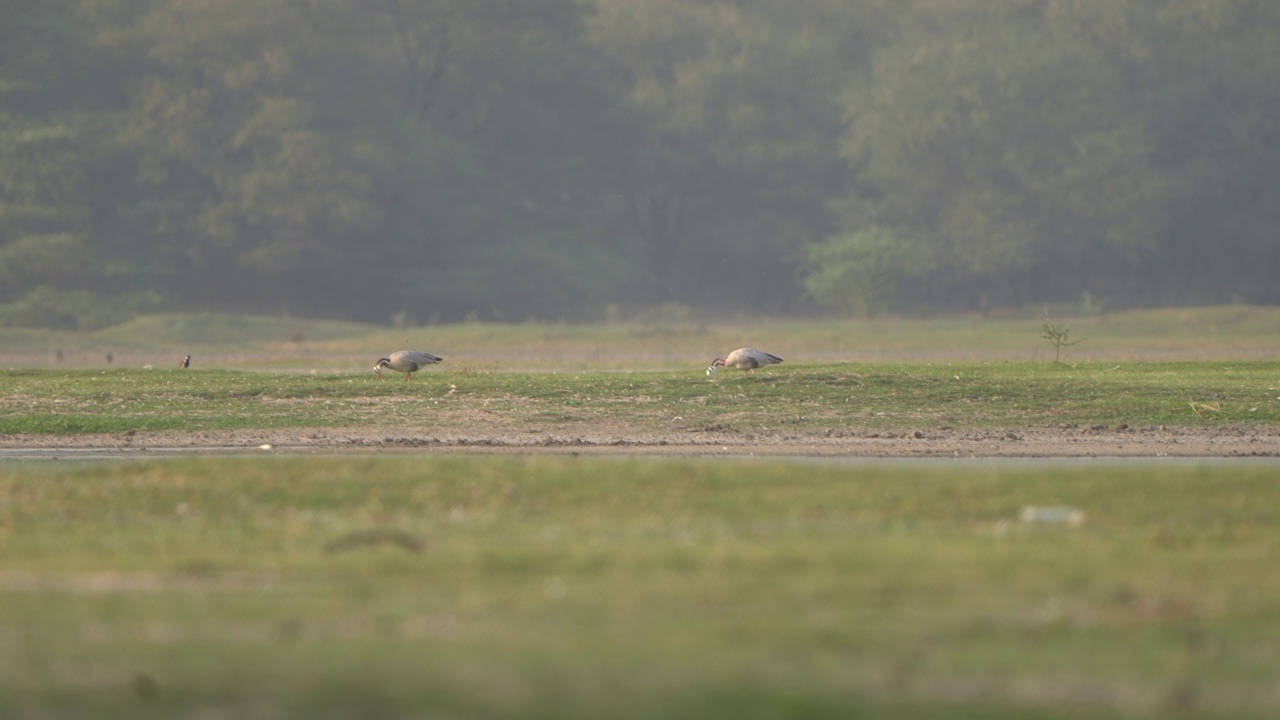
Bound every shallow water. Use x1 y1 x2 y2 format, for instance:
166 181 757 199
4 445 1280 467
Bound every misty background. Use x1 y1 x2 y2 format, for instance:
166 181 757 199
2 0 1278 330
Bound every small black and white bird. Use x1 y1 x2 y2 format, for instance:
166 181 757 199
374 350 443 380
708 348 782 375
180 355 191 368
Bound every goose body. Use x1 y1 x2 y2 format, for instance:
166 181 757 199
709 347 782 374
375 350 443 380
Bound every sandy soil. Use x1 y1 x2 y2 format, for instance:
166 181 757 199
3 420 1278 459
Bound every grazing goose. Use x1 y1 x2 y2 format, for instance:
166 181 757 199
708 348 782 375
375 350 443 380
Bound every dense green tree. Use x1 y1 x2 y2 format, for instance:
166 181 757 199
834 1 1166 312
0 0 152 328
587 0 884 312
828 0 1280 314
1141 0 1280 305
356 0 643 320
3 0 1280 327
88 0 387 314
86 0 641 321
802 226 915 317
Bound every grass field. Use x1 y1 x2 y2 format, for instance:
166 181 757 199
3 307 1279 718
8 305 1276 440
2 360 1279 436
2 456 1279 719
3 305 1280 372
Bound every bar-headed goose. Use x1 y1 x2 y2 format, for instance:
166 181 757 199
708 348 782 375
374 350 443 380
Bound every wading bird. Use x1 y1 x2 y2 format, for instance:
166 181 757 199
375 350 443 380
708 348 782 375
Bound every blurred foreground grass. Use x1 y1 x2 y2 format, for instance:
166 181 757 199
2 456 1279 718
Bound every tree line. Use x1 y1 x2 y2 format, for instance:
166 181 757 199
2 0 1277 329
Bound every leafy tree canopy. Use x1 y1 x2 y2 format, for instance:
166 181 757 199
1 0 1277 327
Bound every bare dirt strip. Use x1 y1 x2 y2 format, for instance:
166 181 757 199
3 422 1279 459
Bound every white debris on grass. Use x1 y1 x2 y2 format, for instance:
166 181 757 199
1020 506 1085 527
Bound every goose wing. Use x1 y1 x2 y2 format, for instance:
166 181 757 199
747 348 782 365
399 350 442 367
388 350 443 372
727 348 781 369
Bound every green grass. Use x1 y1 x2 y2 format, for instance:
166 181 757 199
4 306 1280 718
3 361 1280 435
2 456 1279 718
3 305 1280 372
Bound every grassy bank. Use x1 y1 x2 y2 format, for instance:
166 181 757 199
2 305 1279 372
2 361 1279 435
2 456 1278 718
